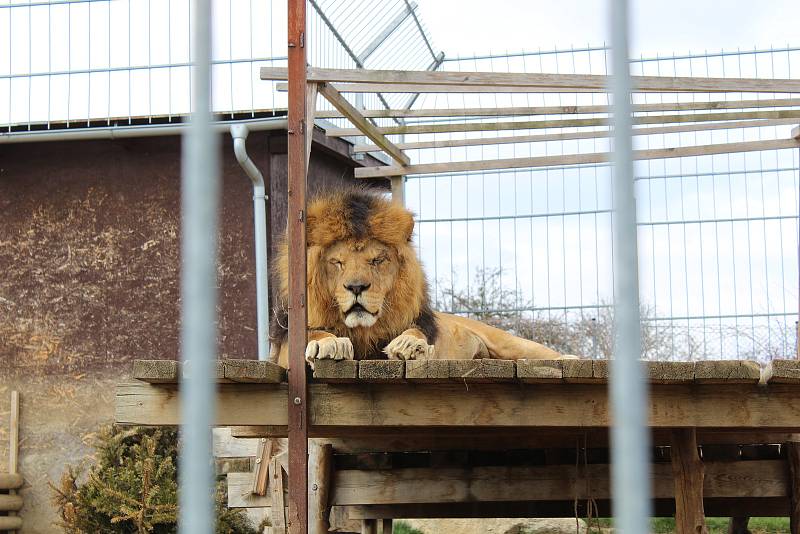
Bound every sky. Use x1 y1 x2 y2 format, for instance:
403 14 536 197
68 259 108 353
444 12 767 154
419 0 800 59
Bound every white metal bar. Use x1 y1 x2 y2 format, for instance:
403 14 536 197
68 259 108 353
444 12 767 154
608 2 651 534
178 0 217 532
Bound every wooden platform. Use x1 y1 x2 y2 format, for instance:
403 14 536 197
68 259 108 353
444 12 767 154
119 359 800 531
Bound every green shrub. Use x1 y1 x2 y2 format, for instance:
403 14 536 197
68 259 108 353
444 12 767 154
51 426 258 534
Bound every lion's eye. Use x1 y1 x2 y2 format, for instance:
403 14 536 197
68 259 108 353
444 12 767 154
369 257 386 266
329 259 343 269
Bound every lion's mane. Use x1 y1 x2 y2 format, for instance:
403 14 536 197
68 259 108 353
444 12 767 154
271 188 437 358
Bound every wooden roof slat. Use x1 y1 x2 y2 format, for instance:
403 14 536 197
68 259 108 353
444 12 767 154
355 138 800 178
317 82 410 166
327 110 800 137
262 67 800 93
352 118 799 153
318 98 800 119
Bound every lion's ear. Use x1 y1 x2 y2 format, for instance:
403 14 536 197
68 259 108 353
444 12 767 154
370 204 415 245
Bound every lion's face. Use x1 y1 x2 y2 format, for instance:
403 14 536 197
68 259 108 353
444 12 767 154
321 238 401 329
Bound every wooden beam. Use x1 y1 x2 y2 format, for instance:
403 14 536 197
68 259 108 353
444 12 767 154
671 429 708 534
309 442 333 534
261 67 800 94
252 438 273 495
793 125 800 139
327 110 800 137
318 98 800 119
355 138 800 178
305 82 318 173
0 518 23 531
270 458 287 532
330 460 785 506
8 390 19 534
317 82 409 166
115 382 800 430
352 118 800 152
0 473 23 490
787 442 800 534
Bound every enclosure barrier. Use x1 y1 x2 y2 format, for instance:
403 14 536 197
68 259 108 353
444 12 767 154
165 0 800 532
1 392 22 533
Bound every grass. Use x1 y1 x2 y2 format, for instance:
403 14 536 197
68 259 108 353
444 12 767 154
393 521 424 534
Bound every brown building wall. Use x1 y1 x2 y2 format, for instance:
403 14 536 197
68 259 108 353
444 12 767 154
0 127 385 532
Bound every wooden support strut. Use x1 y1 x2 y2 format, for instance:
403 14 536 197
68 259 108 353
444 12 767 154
787 441 800 534
286 0 309 531
671 429 708 534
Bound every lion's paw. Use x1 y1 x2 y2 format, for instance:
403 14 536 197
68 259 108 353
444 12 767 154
383 334 435 361
305 337 354 368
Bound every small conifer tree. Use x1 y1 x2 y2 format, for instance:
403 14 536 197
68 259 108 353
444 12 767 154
51 426 259 534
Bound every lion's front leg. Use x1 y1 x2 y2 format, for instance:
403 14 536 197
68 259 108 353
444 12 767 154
383 328 435 360
305 330 354 369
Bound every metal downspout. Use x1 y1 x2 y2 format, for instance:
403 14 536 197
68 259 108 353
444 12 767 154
231 124 270 362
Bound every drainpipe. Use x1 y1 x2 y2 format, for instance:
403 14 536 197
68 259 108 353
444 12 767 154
231 123 270 361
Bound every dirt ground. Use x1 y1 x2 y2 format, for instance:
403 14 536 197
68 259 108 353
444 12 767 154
0 370 121 533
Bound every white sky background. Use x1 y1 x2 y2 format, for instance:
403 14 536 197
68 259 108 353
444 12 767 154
420 0 800 58
1 0 799 357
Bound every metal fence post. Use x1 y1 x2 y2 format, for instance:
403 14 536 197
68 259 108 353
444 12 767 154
178 0 219 533
609 0 652 532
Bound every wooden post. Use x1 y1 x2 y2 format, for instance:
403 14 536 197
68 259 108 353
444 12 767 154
287 0 309 532
787 441 800 534
271 456 287 533
252 438 273 495
727 517 751 534
379 519 393 534
390 176 405 205
9 391 20 534
309 442 333 534
795 126 800 359
671 429 708 534
361 519 377 534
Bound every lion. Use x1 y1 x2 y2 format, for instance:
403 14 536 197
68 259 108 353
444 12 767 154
271 188 571 368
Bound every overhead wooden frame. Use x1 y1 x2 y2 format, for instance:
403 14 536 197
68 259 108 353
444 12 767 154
262 66 800 93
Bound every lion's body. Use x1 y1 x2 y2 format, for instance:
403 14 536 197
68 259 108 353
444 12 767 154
271 188 565 368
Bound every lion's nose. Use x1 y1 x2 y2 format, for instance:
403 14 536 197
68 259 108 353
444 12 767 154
344 282 371 295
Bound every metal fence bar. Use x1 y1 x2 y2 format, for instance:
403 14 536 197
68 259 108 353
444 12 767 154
609 1 651 532
178 0 218 533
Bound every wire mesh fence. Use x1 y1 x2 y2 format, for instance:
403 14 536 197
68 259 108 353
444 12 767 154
0 0 438 129
404 46 800 362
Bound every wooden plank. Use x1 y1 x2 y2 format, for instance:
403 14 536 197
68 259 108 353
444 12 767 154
309 443 333 534
405 360 450 382
331 460 786 506
516 359 563 382
228 472 269 508
792 125 800 139
317 82 409 166
0 473 23 490
694 360 762 384
253 438 273 496
213 427 259 457
561 359 594 382
379 519 392 534
358 360 405 382
339 498 790 520
318 98 800 119
270 458 287 531
306 82 318 173
355 138 800 178
116 381 800 429
276 81 605 94
648 361 696 384
0 494 23 511
352 118 800 152
0 518 23 531
261 67 800 94
327 110 800 137
313 359 359 382
133 359 180 383
765 359 800 384
671 429 708 533
448 359 515 381
361 519 377 534
788 442 800 534
223 359 285 383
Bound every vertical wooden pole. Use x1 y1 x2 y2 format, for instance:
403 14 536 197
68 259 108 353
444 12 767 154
308 442 332 534
9 391 19 534
361 519 377 534
787 441 800 534
287 0 309 532
727 517 751 534
794 126 800 359
379 518 393 534
270 457 287 533
670 428 708 534
390 176 405 205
